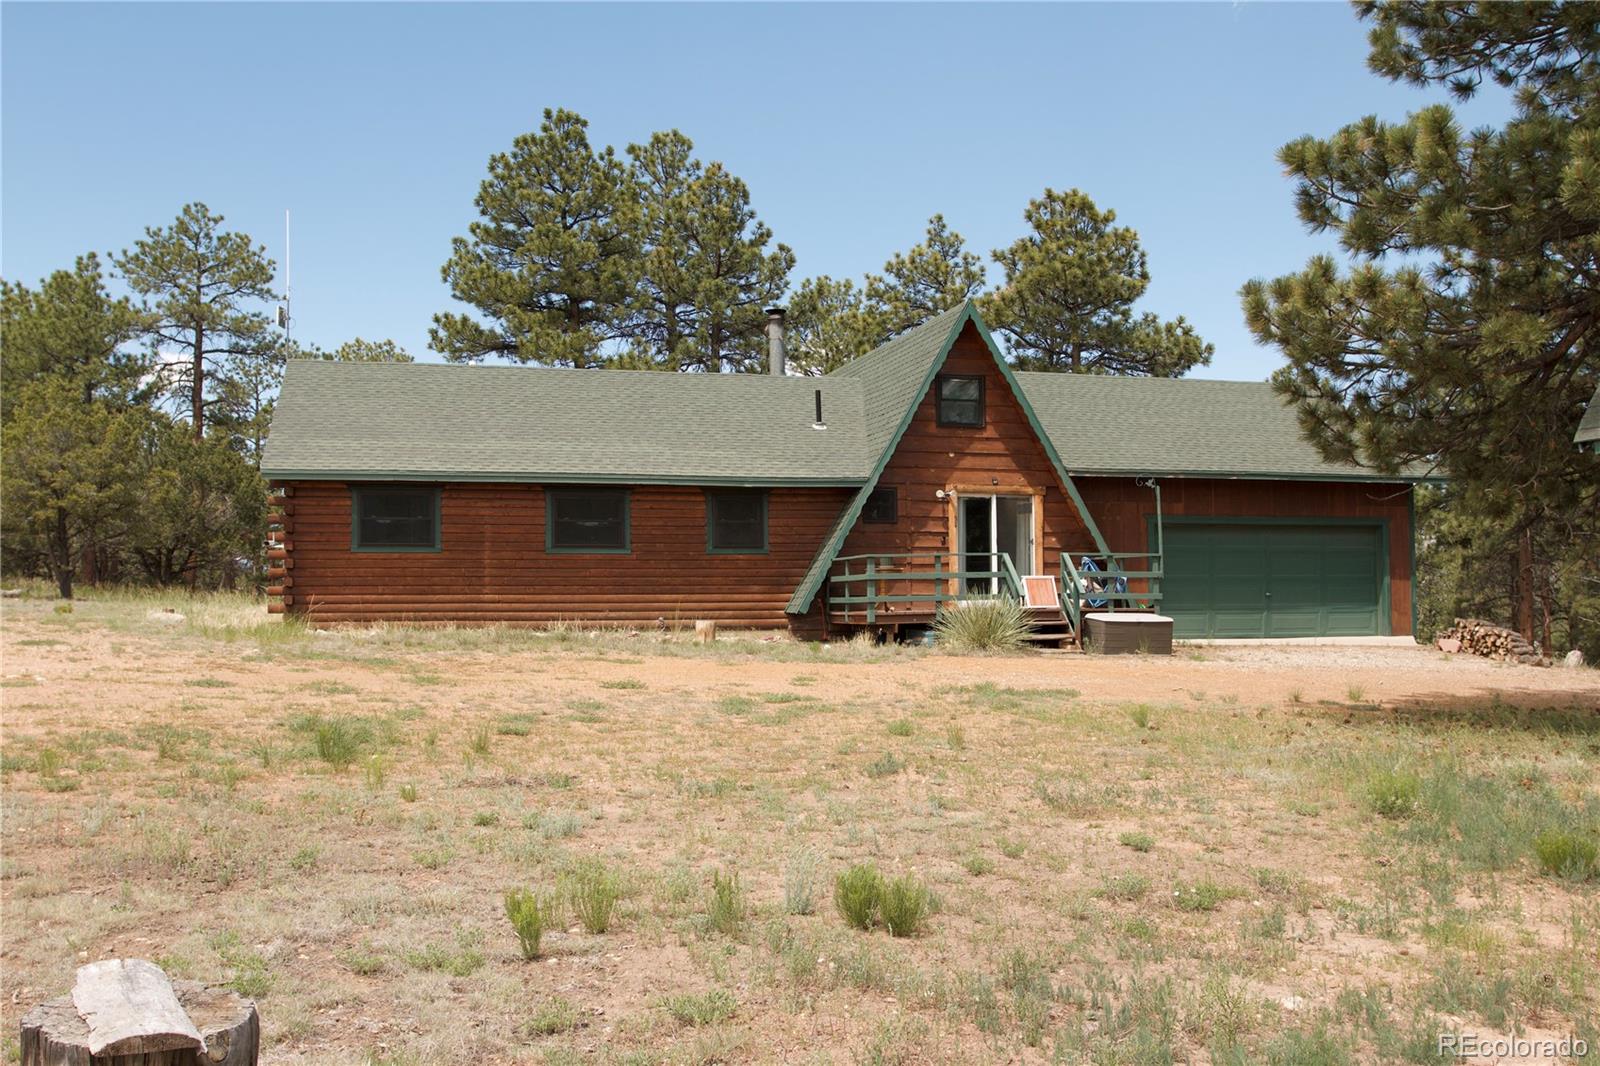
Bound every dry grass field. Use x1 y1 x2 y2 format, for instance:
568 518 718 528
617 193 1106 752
2 589 1598 1065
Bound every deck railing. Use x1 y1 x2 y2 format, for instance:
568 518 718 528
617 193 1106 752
828 552 1023 625
1061 551 1163 632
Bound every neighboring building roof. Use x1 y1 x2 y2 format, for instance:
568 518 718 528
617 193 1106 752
1015 373 1436 481
260 361 871 485
1577 382 1600 448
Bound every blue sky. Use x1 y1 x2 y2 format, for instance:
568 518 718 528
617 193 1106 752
2 2 1510 380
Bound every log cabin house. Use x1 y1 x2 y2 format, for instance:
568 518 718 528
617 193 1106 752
260 301 1424 642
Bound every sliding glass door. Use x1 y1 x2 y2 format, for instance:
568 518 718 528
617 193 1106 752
958 495 1034 594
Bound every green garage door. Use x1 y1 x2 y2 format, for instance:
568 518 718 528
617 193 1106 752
1160 523 1386 639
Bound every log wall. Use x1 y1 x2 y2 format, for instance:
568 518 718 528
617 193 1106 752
267 483 853 628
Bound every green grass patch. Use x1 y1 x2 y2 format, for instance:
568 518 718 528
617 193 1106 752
1119 831 1155 852
495 713 538 736
865 752 905 778
1364 766 1421 820
662 989 736 1027
1171 878 1232 912
1534 829 1599 881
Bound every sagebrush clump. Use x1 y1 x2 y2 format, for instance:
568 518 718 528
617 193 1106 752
567 859 622 934
784 850 818 915
832 864 931 937
707 868 746 937
834 864 882 930
878 873 932 937
504 888 554 959
1534 829 1599 881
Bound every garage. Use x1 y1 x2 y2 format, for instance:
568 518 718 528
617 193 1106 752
1159 521 1388 639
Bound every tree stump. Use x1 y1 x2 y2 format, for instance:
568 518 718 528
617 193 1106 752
21 962 258 1066
694 619 717 644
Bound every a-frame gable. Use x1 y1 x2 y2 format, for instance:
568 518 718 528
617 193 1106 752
786 301 1111 615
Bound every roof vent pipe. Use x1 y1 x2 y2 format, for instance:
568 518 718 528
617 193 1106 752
765 306 786 376
813 388 826 430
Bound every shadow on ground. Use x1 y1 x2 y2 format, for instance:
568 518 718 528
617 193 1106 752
1316 682 1600 736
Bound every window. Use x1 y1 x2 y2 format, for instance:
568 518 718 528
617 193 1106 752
936 375 985 427
351 487 440 552
862 486 898 524
706 491 767 554
547 489 630 553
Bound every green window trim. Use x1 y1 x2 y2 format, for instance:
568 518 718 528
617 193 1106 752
706 489 769 555
350 485 442 553
546 488 632 554
936 374 985 428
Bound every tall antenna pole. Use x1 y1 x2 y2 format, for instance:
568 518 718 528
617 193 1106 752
284 209 292 345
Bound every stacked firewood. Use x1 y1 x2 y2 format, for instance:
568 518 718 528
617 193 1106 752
1435 618 1549 666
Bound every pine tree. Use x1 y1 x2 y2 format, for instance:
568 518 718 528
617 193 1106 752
115 203 280 440
322 338 415 362
0 254 145 412
864 215 985 335
2 255 148 587
783 276 887 375
782 216 981 374
985 188 1211 375
625 130 793 372
211 346 286 467
1 380 143 598
1240 2 1600 644
126 418 266 587
432 108 637 367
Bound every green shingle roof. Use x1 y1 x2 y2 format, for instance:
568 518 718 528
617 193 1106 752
1577 382 1600 447
261 361 870 485
831 303 969 455
1014 373 1436 481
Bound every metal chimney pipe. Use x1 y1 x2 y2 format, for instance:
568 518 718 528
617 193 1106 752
765 306 786 376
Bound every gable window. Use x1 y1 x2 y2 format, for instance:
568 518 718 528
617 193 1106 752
547 489 630 553
352 486 440 552
936 374 985 427
862 486 898 524
706 490 767 554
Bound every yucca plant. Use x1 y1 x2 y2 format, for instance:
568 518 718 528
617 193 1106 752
933 597 1030 652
